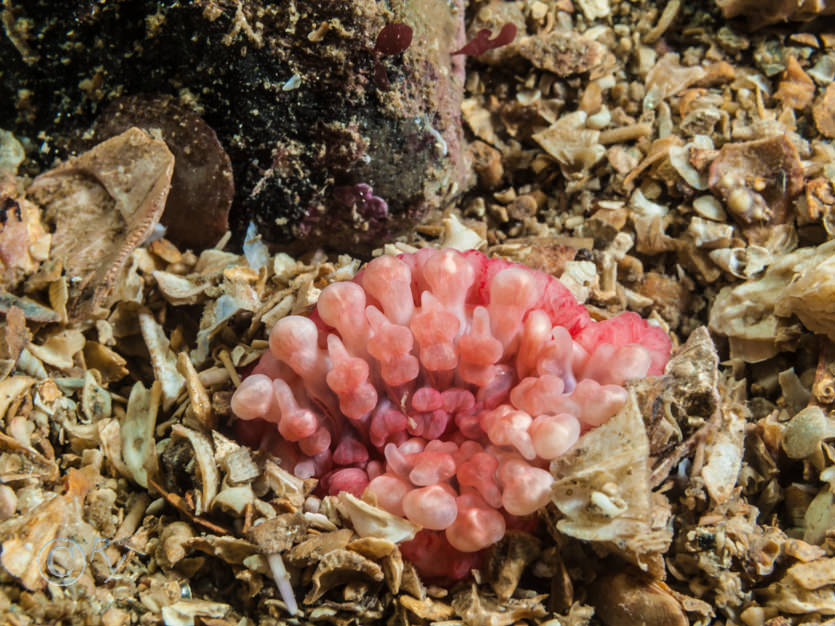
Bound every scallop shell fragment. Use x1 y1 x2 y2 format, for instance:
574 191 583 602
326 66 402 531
711 240 835 362
550 388 671 576
27 128 174 319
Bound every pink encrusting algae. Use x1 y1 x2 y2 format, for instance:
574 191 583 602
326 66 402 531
232 248 671 581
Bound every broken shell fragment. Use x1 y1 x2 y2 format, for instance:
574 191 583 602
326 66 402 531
782 406 835 459
305 549 384 604
701 393 747 504
813 83 835 139
485 531 542 602
708 135 803 241
28 128 174 318
121 381 161 489
776 245 835 341
550 388 671 576
533 112 606 179
709 241 835 362
590 571 687 626
335 492 420 544
716 0 835 28
516 29 607 77
171 424 219 513
157 521 195 569
94 94 234 250
0 185 50 290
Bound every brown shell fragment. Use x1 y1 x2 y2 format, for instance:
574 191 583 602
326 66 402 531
304 549 384 604
183 535 259 566
812 83 835 139
590 571 687 626
248 513 307 554
286 529 353 567
633 328 720 481
708 135 803 241
28 128 174 319
484 531 542 602
774 56 815 110
156 521 195 569
645 54 707 105
399 595 455 621
716 0 835 28
0 182 50 289
451 585 547 626
0 483 70 591
516 29 607 77
94 94 234 250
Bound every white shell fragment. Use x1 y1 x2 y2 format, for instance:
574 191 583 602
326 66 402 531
121 381 161 489
334 492 420 544
533 111 606 178
26 329 85 371
160 599 230 626
440 214 485 251
139 309 186 410
172 424 220 514
709 241 835 362
550 390 671 575
701 383 747 504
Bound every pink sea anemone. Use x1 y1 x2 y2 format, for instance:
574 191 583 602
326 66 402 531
232 248 671 580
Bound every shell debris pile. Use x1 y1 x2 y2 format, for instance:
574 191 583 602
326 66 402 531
3 0 835 625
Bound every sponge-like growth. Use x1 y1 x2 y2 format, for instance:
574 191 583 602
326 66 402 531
232 248 671 579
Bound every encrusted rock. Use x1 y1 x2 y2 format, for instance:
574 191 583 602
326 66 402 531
2 1 471 256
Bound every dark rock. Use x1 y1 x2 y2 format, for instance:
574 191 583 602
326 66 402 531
1 0 470 254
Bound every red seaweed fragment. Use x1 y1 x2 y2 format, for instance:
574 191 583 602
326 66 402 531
453 23 517 56
375 23 413 56
373 23 413 90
